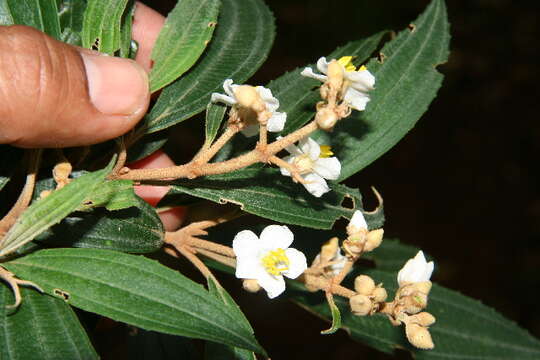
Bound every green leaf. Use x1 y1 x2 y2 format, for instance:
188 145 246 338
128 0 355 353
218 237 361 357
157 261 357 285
149 0 220 92
320 295 341 335
79 179 138 211
268 31 386 135
205 102 227 147
164 167 372 229
57 0 86 45
0 161 113 257
35 196 164 253
0 286 98 360
82 0 129 54
119 0 135 58
324 0 450 180
205 342 256 360
4 248 265 355
0 0 61 38
146 0 275 133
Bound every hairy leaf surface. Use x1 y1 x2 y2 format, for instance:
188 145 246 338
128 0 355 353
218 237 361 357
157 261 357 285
0 286 97 359
4 248 265 354
146 0 275 133
149 0 220 92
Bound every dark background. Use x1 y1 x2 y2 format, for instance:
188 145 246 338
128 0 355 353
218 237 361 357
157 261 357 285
127 1 539 359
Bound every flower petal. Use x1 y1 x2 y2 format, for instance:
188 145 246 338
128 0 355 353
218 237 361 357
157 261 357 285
300 67 327 82
346 69 375 92
259 225 294 251
223 79 237 97
232 230 260 258
313 157 341 180
283 248 307 279
211 93 237 106
256 86 280 111
267 112 286 133
257 271 286 299
349 210 368 230
303 173 330 197
299 137 321 160
397 251 434 285
279 155 295 176
343 88 370 111
316 57 329 74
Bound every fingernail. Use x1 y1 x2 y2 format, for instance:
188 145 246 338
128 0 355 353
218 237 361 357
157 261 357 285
81 52 149 116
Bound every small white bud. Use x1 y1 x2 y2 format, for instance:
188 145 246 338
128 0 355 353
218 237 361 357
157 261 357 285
354 275 375 295
364 229 384 252
405 323 434 349
242 279 261 293
371 287 388 303
350 294 373 316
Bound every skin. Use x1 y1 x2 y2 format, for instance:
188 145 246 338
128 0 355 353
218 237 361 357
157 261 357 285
0 2 183 230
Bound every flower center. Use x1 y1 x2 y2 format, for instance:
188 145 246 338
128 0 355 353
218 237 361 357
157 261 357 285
293 154 314 174
319 145 333 158
261 248 290 276
337 56 367 73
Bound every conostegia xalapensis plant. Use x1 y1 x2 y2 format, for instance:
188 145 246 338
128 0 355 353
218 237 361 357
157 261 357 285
1 0 539 359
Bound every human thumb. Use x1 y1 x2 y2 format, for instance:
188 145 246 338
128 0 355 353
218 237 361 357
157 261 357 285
0 25 150 148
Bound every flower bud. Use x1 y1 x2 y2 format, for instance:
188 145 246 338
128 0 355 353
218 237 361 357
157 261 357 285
409 312 436 327
371 287 388 303
242 279 261 293
327 60 344 90
364 229 384 252
414 281 432 295
234 85 265 113
349 294 373 316
320 237 340 263
403 292 428 314
315 107 339 131
405 323 434 349
354 275 375 295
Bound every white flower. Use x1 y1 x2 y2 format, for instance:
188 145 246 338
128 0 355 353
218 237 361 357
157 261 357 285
233 225 307 299
280 137 341 197
211 79 286 137
301 56 375 111
397 251 434 286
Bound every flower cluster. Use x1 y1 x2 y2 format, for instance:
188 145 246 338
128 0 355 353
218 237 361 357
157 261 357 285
211 79 286 137
279 137 341 197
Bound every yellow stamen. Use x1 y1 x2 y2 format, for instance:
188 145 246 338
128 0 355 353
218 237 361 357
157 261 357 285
319 145 334 158
359 65 367 71
261 248 290 276
338 56 357 72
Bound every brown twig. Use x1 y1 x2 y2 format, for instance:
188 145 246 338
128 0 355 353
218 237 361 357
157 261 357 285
0 149 42 238
113 121 318 181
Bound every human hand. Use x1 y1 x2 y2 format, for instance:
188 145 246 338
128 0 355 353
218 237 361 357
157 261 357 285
0 3 183 230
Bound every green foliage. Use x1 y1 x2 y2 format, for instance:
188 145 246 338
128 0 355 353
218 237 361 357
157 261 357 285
316 0 451 180
82 0 129 54
3 248 265 354
0 0 61 39
57 0 86 45
205 102 227 147
145 0 275 133
165 167 380 229
0 286 98 359
0 162 113 257
149 0 220 92
35 196 164 253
